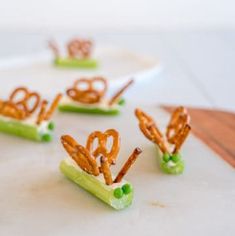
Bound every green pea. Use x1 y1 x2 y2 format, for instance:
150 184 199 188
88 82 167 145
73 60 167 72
118 98 125 106
113 187 123 199
163 153 170 162
48 122 55 131
42 133 52 142
171 153 180 163
122 184 132 194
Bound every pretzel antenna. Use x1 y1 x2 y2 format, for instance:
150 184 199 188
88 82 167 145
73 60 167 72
114 147 142 183
109 79 134 106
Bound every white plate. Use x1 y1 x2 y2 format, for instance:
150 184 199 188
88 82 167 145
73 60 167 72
0 46 161 98
0 103 234 236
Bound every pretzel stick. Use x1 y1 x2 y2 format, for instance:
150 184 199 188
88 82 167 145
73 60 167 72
114 147 142 183
48 40 60 58
100 156 113 185
36 100 48 125
173 124 191 154
44 93 62 120
109 79 134 106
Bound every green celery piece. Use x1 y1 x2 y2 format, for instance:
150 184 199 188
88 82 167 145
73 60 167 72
160 153 185 175
54 57 98 69
0 118 52 142
58 104 121 116
60 160 133 210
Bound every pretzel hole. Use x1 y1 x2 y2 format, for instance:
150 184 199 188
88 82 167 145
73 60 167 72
76 82 90 91
106 136 115 155
26 94 40 112
11 90 27 103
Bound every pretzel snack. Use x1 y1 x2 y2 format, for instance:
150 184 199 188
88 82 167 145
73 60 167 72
86 129 120 165
114 147 142 183
67 77 107 104
100 156 113 185
61 135 94 174
36 100 48 125
109 79 134 106
166 106 190 144
44 93 62 120
9 87 40 117
173 124 191 154
67 39 92 59
135 108 169 153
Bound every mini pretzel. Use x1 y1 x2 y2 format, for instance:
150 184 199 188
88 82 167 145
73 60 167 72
100 156 113 185
0 101 26 120
86 129 120 165
67 77 107 104
67 39 92 59
109 79 134 106
135 108 169 153
114 148 142 183
44 93 62 120
9 87 40 116
61 135 99 175
166 106 190 144
173 124 191 154
36 100 48 125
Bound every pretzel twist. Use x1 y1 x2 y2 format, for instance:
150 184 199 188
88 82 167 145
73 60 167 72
0 101 26 120
67 77 107 104
61 135 99 175
9 87 40 117
135 107 191 154
166 106 190 145
67 39 92 59
86 129 120 165
135 108 169 153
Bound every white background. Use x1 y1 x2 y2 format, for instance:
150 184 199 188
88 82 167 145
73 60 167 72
0 0 234 31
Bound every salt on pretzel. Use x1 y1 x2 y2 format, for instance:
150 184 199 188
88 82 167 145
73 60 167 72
135 108 169 153
67 39 92 59
86 129 120 165
114 148 142 183
61 135 99 176
109 79 134 106
166 106 190 145
9 87 40 116
67 77 107 104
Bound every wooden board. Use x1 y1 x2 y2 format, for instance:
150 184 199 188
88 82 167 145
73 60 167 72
163 106 235 168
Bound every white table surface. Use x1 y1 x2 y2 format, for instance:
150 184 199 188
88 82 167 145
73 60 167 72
0 30 234 111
